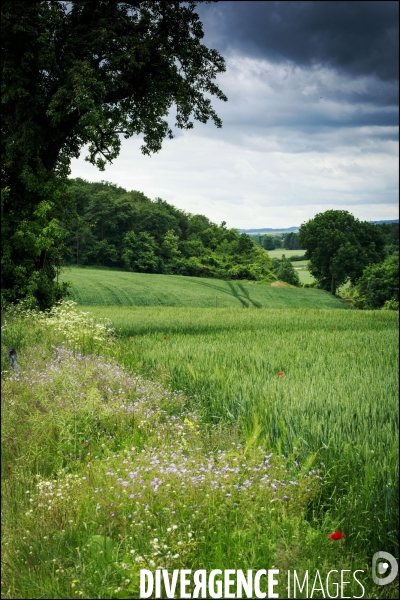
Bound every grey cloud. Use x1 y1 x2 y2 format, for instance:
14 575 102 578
197 1 399 82
168 55 398 150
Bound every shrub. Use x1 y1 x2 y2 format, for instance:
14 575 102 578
277 259 301 287
382 298 399 311
289 254 306 262
302 281 320 289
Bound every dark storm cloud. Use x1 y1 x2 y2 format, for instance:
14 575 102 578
198 1 399 82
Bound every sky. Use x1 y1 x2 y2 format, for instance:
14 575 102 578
69 1 399 229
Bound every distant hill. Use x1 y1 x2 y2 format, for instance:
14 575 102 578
240 220 398 234
239 227 299 234
369 220 399 225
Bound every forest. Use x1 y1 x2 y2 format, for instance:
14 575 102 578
62 178 276 282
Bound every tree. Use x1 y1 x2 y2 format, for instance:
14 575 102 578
261 235 278 251
354 252 399 309
375 222 399 256
122 231 158 272
298 210 385 295
277 257 301 287
2 1 227 308
283 232 301 250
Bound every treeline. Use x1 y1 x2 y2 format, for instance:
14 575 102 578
252 232 302 251
254 224 398 254
63 179 276 281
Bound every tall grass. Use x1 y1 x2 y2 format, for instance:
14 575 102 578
86 306 399 555
1 301 398 598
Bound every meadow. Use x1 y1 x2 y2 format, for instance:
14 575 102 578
1 291 398 598
265 249 306 259
60 266 343 309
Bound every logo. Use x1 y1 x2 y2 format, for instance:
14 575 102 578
372 551 398 586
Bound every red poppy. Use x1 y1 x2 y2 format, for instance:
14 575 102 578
129 336 134 340
331 328 335 330
163 336 167 340
329 531 346 540
7 466 12 471
278 371 285 377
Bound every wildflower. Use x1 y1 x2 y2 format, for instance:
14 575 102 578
329 531 346 540
129 337 134 341
278 371 285 377
163 336 167 340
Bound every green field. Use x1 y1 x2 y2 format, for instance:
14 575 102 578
266 249 306 258
61 266 346 309
2 274 398 598
83 306 400 558
291 261 316 284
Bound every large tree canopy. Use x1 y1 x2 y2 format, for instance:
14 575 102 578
1 0 227 308
298 210 386 295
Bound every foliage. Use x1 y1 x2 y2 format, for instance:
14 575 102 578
1 183 72 310
277 257 301 287
259 234 282 250
2 1 227 308
283 231 302 250
63 179 276 281
122 231 158 273
289 254 306 261
382 298 399 310
354 252 399 309
299 210 386 295
375 222 399 256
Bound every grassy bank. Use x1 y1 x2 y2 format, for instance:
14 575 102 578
60 266 345 309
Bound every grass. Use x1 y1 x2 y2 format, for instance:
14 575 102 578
296 268 315 285
2 300 398 599
267 249 306 259
60 266 347 310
